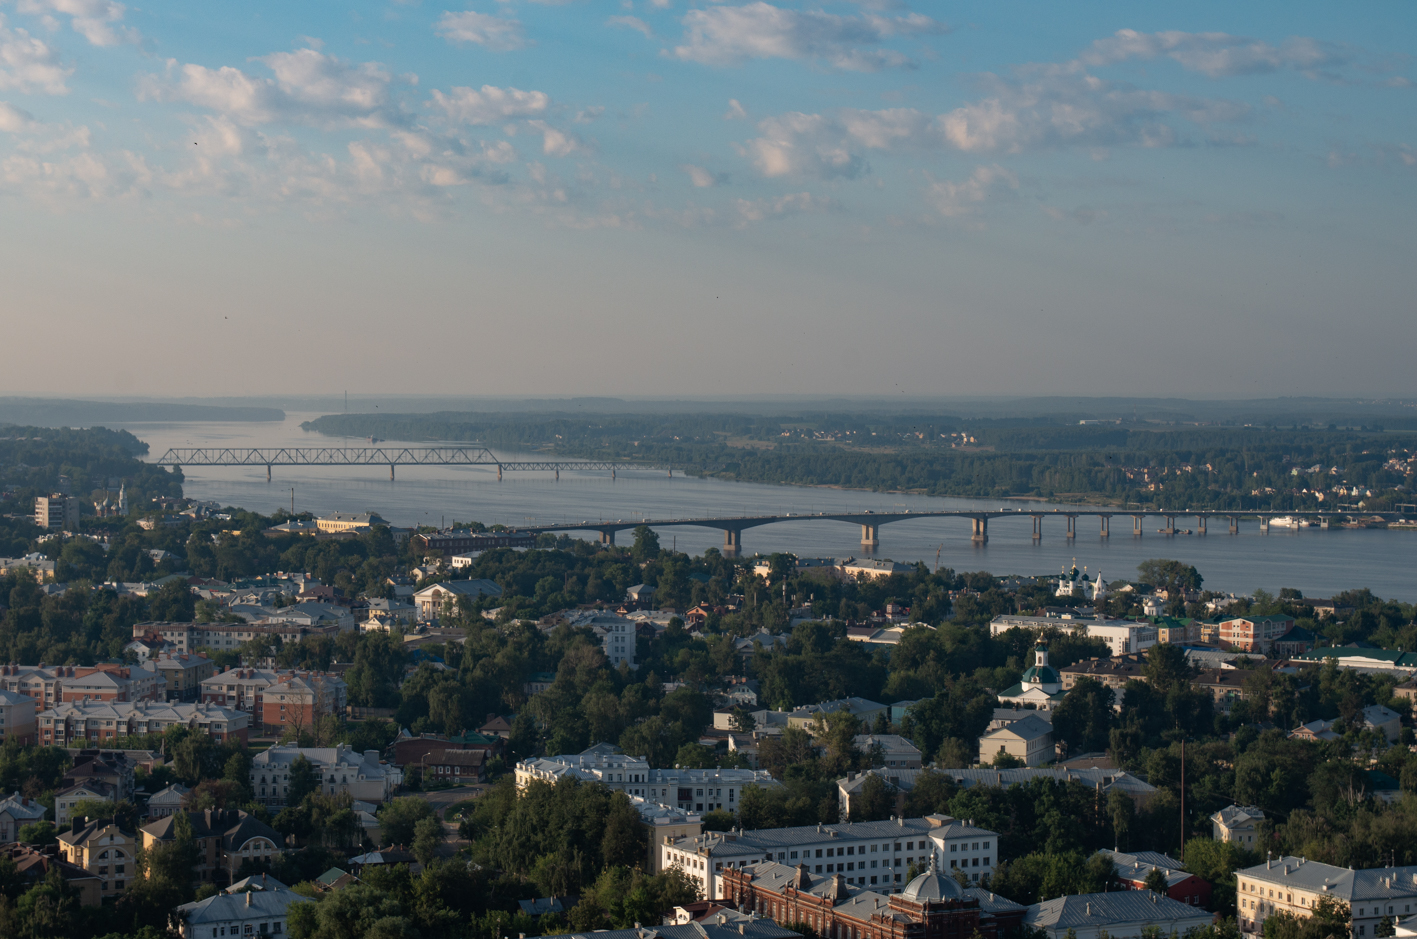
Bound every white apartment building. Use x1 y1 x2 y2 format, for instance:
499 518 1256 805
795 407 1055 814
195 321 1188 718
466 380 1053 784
515 745 779 814
249 745 401 807
1086 622 1158 656
36 495 80 530
660 814 1000 900
1237 857 1417 939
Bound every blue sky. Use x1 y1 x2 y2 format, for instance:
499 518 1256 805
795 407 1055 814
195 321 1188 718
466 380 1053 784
1 0 1414 397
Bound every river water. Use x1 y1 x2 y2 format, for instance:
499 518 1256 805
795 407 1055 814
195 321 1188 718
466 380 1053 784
118 413 1417 601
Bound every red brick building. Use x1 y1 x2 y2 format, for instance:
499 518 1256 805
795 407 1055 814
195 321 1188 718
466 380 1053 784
1107 850 1213 908
722 862 1022 939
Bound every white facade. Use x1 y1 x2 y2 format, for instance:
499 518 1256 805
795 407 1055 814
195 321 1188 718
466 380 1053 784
516 748 778 814
249 745 401 807
1086 622 1158 656
1237 857 1417 939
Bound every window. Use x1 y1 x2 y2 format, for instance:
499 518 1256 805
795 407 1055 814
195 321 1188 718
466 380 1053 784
950 845 957 853
816 850 823 858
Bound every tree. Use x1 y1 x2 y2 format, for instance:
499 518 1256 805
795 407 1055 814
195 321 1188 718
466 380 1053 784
730 707 757 733
286 755 319 807
18 821 55 846
381 797 434 847
1051 677 1115 755
1144 867 1170 894
411 816 444 866
631 526 660 562
1136 559 1203 595
850 774 898 822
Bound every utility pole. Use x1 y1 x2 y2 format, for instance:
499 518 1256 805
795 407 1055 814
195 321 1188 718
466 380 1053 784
290 488 295 515
1179 737 1186 862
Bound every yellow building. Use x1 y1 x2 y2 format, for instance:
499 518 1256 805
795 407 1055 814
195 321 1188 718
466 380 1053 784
58 818 136 897
316 512 387 533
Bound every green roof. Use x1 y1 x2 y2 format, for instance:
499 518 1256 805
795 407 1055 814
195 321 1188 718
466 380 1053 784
1294 647 1417 666
317 868 351 886
1021 665 1061 685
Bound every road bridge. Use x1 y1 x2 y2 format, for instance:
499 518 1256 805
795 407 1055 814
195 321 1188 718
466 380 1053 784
504 507 1390 557
154 447 659 481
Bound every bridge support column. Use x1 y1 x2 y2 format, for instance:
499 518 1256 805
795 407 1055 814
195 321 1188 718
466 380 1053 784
1032 516 1042 540
555 468 560 481
611 468 616 480
1320 516 1329 529
861 524 879 550
971 518 988 544
1100 515 1110 537
600 530 616 546
1163 515 1176 535
723 529 741 557
1133 515 1144 536
1229 515 1239 534
497 465 503 481
1197 516 1207 535
668 468 673 478
266 464 271 482
1066 515 1076 539
1260 517 1269 533
390 465 395 481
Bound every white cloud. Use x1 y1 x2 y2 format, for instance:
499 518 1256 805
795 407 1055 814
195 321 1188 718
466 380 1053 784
0 98 33 131
732 190 830 225
139 49 403 128
528 118 582 156
16 0 138 47
681 163 727 187
436 11 527 52
1079 29 1353 79
724 98 746 120
672 2 944 72
924 163 1017 216
430 84 548 124
606 15 652 39
741 107 929 178
0 16 71 94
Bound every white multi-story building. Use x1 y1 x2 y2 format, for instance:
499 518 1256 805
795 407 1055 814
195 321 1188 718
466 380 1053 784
35 495 80 530
1085 622 1158 656
249 745 401 807
660 814 1000 900
515 745 779 814
38 701 248 745
1237 857 1417 939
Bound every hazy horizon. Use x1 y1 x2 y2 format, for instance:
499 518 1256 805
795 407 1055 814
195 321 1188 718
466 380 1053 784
1 1 1413 398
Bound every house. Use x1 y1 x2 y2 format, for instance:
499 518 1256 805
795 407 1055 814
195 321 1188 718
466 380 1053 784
1236 857 1417 939
172 874 314 939
152 653 218 701
841 558 907 581
978 714 1055 767
626 584 656 605
146 783 193 819
413 580 503 621
315 512 388 534
392 730 501 767
855 734 922 768
38 701 249 745
519 895 579 916
929 767 1158 808
1 843 102 906
787 697 888 731
1211 805 1264 846
1059 656 1143 699
199 667 348 732
997 645 1065 709
422 748 486 783
249 745 402 806
1394 678 1417 715
517 745 779 815
1272 626 1318 657
1024 890 1214 939
55 782 118 826
1219 615 1296 654
1362 704 1402 743
1104 850 1212 907
141 809 284 885
315 867 361 892
479 715 513 739
58 817 137 897
0 688 37 743
0 790 48 842
1289 719 1340 742
1085 622 1158 657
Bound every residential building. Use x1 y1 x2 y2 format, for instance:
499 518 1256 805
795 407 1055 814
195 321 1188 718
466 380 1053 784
315 512 387 534
1151 617 1202 645
1059 657 1144 697
55 782 118 826
722 862 1024 939
153 653 218 701
842 558 907 581
36 494 80 530
788 698 889 731
141 809 284 884
1291 646 1417 677
1104 850 1212 907
0 662 163 709
535 923 799 939
249 745 402 807
61 750 135 803
199 668 348 731
421 748 486 783
1192 669 1255 709
173 875 314 939
1219 615 1297 654
1236 857 1417 939
930 767 1158 807
392 730 502 767
1024 890 1214 939
661 815 1000 900
413 580 504 620
632 795 703 874
1363 704 1402 742
856 735 922 768
0 790 48 841
0 843 102 906
1272 627 1318 658
146 783 193 818
997 645 1065 709
411 529 536 559
0 688 37 743
1290 719 1341 742
58 817 137 897
516 745 779 814
479 715 513 739
1211 805 1264 846
1086 622 1158 657
38 701 250 745
979 714 1055 767
124 637 177 663
1393 678 1417 714
0 554 56 581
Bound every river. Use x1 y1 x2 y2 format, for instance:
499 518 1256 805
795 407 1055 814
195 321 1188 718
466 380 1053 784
116 413 1417 601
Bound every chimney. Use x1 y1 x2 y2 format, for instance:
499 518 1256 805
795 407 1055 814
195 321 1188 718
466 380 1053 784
246 890 253 907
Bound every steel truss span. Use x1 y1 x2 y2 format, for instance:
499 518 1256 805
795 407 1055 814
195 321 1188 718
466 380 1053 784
154 447 625 471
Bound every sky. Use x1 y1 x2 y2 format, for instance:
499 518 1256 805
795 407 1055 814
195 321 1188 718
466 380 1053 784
1 0 1415 399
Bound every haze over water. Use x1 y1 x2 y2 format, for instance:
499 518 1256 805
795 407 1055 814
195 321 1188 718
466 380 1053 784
124 414 1417 602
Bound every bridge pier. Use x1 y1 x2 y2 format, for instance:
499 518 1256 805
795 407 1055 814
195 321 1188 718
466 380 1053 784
1032 515 1042 540
390 465 395 481
668 468 673 478
266 464 272 482
1163 514 1176 535
971 518 988 544
1260 517 1269 533
1133 515 1144 536
600 530 616 546
1320 516 1329 529
1099 514 1110 538
1197 515 1207 535
1229 515 1239 535
861 524 879 550
611 468 616 480
497 465 502 481
1066 515 1076 539
555 468 560 481
723 529 742 557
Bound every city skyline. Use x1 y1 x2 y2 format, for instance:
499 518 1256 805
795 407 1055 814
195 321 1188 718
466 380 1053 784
0 1 1413 396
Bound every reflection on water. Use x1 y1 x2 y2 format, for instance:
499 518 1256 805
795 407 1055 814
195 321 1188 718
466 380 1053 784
114 413 1417 601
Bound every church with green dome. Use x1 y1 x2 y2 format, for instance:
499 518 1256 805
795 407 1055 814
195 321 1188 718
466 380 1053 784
996 644 1066 709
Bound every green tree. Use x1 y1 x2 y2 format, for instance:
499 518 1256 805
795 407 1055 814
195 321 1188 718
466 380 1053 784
380 797 434 847
286 755 319 807
411 815 444 866
1051 677 1115 755
631 526 660 562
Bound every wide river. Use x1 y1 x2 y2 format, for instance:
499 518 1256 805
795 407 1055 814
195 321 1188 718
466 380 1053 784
119 413 1417 601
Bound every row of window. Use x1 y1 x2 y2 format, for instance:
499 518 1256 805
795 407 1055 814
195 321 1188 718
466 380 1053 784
209 921 284 936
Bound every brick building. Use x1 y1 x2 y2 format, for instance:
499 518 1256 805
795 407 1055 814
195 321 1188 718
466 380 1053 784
38 701 249 745
200 667 348 732
140 809 284 885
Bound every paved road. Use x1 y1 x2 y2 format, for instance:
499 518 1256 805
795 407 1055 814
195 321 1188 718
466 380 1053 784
407 784 488 818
